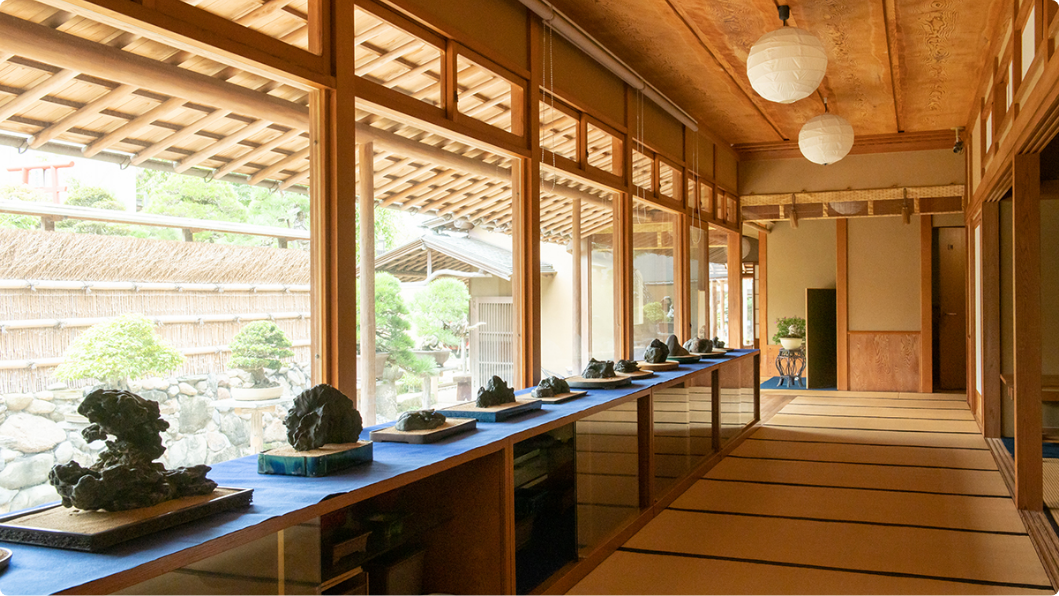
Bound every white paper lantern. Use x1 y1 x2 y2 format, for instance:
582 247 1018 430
747 27 828 104
798 113 854 165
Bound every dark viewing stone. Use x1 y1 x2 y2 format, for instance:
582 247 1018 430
532 376 571 398
684 337 714 353
643 339 670 363
285 384 364 451
48 389 217 512
395 409 446 432
666 334 690 357
477 375 516 407
581 359 616 379
713 336 726 349
615 360 640 373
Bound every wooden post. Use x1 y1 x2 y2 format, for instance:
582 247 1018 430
727 231 742 348
696 227 709 339
837 219 849 391
1013 152 1042 511
359 141 377 424
758 231 768 369
572 197 583 373
675 214 690 340
982 202 1002 437
581 236 593 360
920 215 933 393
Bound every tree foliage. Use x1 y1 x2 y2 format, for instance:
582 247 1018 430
0 184 47 230
55 314 185 388
58 182 132 236
411 278 469 349
642 301 665 324
771 316 806 344
229 321 294 386
357 272 434 376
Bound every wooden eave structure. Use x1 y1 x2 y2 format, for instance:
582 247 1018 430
365 232 556 282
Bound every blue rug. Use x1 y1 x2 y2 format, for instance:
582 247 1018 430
1000 437 1059 459
760 376 836 391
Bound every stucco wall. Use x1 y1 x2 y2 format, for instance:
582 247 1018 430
848 217 922 332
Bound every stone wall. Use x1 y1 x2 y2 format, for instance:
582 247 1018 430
0 362 310 514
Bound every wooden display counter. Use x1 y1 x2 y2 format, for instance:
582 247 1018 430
0 351 760 596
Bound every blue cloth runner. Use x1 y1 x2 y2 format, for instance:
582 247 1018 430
0 351 754 595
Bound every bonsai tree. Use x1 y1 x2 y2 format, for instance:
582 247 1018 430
355 272 436 374
642 301 665 324
55 314 184 389
771 316 807 345
229 321 294 387
411 278 469 350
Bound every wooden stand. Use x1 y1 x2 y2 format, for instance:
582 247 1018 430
442 399 542 422
565 376 633 390
616 370 654 380
533 391 588 404
258 441 373 477
369 419 477 444
637 360 679 371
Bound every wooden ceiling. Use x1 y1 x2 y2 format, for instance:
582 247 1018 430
549 0 1006 151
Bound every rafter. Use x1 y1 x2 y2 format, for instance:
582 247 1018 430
248 146 310 185
212 127 304 179
82 96 188 157
0 69 79 123
130 109 231 166
27 83 137 150
378 169 456 207
174 118 272 173
880 0 904 132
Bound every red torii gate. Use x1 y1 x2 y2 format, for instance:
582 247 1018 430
6 162 74 203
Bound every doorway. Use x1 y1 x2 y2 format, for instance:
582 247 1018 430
933 227 967 390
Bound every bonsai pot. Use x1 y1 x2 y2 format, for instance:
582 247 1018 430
232 384 284 401
413 349 450 367
780 337 804 350
356 352 390 379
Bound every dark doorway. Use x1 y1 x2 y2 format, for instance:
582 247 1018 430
806 288 837 388
933 227 967 390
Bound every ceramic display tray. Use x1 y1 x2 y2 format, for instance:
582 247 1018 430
258 441 373 477
667 354 702 364
442 399 542 422
533 391 588 404
565 376 633 390
637 360 679 371
369 418 477 444
0 487 253 552
616 369 655 379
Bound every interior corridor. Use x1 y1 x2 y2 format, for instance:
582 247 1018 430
569 391 1055 595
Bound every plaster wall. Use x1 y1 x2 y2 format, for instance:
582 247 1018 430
765 219 836 343
847 216 922 332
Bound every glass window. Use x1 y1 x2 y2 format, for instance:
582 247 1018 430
706 225 730 346
457 55 515 133
355 7 443 108
586 122 621 177
539 100 579 162
700 181 713 215
356 110 516 425
632 200 677 357
658 161 679 202
728 195 739 225
539 169 617 378
631 149 653 193
689 224 708 340
180 0 316 52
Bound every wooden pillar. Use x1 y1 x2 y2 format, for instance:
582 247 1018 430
581 236 592 360
310 0 357 397
572 197 583 373
696 228 710 338
1013 152 1042 511
758 231 768 349
675 214 691 340
920 215 933 393
982 201 1002 437
837 219 849 391
727 231 742 348
359 141 377 424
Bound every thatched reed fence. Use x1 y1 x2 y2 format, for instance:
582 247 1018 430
0 229 311 393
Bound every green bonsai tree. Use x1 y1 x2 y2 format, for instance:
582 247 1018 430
642 301 665 324
356 272 435 380
229 321 294 388
771 316 806 345
411 278 470 350
55 314 185 389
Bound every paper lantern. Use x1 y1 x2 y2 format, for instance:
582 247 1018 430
798 113 854 165
747 27 828 104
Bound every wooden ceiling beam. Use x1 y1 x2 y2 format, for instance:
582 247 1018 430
82 96 188 158
174 118 273 173
734 129 955 160
880 0 905 132
0 12 309 130
236 0 299 28
248 146 310 185
27 83 137 150
378 169 456 207
212 127 304 179
0 69 79 123
130 109 232 166
278 169 310 192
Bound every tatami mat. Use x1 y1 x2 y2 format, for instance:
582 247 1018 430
569 391 1052 595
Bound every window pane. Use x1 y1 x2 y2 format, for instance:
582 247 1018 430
457 55 514 133
631 149 652 192
587 122 621 176
658 161 679 202
539 169 617 378
707 225 730 347
356 108 516 425
700 182 713 214
180 0 315 52
632 200 676 357
355 8 443 108
540 101 578 162
689 225 708 340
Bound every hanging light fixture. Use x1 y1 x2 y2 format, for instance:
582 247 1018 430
798 99 855 165
747 5 828 104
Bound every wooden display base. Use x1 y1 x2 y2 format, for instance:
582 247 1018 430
565 376 633 390
637 360 679 371
369 418 477 444
442 399 542 422
534 391 588 404
667 354 702 364
258 441 373 477
0 487 252 552
616 370 655 380
691 351 727 359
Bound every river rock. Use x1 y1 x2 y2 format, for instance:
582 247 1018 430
178 396 211 433
10 484 59 512
5 394 33 412
0 453 55 490
221 416 249 446
54 441 74 464
26 400 55 415
34 391 54 402
178 382 197 396
0 414 65 453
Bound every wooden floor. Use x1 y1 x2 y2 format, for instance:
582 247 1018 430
568 391 1056 595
